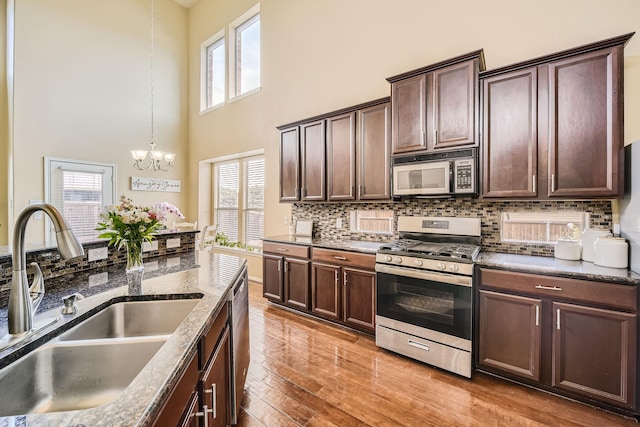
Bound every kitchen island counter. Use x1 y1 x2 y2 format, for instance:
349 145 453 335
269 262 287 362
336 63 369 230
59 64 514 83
263 234 387 254
0 250 246 426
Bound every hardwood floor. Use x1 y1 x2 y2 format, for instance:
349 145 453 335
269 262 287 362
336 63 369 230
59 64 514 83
237 281 638 426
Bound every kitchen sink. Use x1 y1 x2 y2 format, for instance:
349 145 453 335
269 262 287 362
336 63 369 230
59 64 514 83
0 337 166 416
59 299 201 340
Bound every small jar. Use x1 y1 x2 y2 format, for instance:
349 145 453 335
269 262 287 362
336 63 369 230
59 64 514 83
594 237 629 269
554 239 581 261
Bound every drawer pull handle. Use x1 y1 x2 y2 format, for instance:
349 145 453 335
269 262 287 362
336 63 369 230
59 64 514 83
277 248 289 252
534 285 562 291
408 340 430 352
334 256 348 261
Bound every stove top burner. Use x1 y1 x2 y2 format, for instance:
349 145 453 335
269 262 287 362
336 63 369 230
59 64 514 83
379 239 480 261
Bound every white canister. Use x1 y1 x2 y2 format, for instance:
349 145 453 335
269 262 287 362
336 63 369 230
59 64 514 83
554 239 582 261
593 237 629 269
581 228 612 262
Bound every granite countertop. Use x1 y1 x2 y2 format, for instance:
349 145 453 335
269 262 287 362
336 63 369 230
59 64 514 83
477 252 640 286
263 234 388 254
0 250 246 426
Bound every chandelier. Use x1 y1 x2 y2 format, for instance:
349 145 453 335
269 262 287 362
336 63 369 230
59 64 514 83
131 0 175 172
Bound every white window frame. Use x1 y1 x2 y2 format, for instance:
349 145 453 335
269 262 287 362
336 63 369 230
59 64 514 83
211 149 265 251
44 157 117 243
349 210 394 235
200 28 226 113
501 211 590 244
228 3 261 101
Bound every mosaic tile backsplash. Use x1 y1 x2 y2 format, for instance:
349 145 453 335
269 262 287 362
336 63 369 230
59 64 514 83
292 199 613 257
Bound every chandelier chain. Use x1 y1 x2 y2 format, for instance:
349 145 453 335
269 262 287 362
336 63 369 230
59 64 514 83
150 0 155 147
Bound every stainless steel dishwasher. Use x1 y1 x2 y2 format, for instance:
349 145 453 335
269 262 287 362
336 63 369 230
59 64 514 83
230 264 250 424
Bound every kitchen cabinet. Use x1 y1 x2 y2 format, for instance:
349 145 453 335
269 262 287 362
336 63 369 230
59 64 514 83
480 33 632 199
154 303 231 426
387 51 484 156
262 241 311 310
311 248 376 333
279 98 391 203
477 267 638 413
327 101 392 201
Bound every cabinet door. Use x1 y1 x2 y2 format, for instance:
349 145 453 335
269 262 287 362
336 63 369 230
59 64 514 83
300 120 326 201
358 102 391 200
432 60 477 149
201 327 231 427
547 47 623 198
284 258 311 310
343 267 375 332
478 290 542 381
482 68 538 198
311 263 341 321
552 302 636 408
262 254 283 302
279 127 300 202
391 74 427 154
326 112 356 201
152 352 199 427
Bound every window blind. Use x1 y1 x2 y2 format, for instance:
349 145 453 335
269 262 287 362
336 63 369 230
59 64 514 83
215 161 240 241
244 157 264 248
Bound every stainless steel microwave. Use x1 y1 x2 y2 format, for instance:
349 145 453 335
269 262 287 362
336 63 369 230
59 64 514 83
391 148 477 197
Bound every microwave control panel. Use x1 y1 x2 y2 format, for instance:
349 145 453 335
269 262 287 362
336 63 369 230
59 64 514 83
454 159 475 193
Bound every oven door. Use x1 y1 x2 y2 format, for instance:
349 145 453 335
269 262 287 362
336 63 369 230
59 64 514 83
375 264 472 341
392 160 451 196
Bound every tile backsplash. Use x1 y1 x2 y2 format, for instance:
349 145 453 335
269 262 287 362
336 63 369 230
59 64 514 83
292 199 612 257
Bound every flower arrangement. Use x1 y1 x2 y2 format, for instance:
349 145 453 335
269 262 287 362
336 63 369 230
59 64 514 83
96 196 184 271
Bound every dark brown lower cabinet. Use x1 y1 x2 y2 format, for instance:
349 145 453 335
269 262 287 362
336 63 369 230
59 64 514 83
477 268 638 415
262 242 311 310
343 267 376 331
552 302 637 408
311 263 341 321
478 290 541 381
200 327 231 427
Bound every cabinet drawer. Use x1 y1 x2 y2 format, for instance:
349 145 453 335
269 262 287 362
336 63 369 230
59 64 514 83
263 241 310 259
312 248 375 270
200 302 229 369
479 268 637 312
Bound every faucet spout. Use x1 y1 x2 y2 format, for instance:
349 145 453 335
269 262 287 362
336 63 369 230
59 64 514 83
7 203 85 336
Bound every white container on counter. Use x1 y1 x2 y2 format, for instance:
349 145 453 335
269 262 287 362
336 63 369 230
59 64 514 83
554 239 581 261
581 228 612 262
593 237 629 269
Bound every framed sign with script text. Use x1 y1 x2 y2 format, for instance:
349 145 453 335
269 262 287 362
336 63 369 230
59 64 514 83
130 176 182 193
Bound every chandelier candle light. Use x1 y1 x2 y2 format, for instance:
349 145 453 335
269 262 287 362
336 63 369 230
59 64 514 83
97 196 184 272
130 0 175 172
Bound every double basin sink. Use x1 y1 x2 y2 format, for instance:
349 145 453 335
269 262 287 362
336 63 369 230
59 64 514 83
0 298 201 416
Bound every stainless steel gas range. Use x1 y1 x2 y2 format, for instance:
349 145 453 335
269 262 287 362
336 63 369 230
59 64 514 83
375 216 481 378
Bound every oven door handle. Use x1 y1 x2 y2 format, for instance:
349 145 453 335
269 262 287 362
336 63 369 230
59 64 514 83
375 264 472 288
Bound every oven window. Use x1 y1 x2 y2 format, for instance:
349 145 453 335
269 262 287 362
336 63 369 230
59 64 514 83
376 271 471 340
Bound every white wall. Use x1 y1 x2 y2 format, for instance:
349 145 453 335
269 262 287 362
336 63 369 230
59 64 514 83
10 0 189 244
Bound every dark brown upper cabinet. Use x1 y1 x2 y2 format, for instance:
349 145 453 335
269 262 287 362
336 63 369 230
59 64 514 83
278 98 391 203
481 33 633 200
387 50 485 156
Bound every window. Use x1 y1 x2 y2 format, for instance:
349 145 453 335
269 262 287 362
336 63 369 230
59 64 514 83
201 30 225 111
230 4 260 98
213 152 264 250
501 211 589 244
350 210 394 234
45 158 116 242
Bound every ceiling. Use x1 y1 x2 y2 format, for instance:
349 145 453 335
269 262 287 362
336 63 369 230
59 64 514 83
173 0 197 8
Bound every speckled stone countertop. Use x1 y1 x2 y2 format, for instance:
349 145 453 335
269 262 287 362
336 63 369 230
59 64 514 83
0 250 246 426
263 235 387 254
477 252 640 286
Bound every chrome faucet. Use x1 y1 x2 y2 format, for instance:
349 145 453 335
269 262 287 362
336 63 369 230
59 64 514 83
8 203 85 336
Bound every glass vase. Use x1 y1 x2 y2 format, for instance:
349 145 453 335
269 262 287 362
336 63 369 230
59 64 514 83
125 239 144 273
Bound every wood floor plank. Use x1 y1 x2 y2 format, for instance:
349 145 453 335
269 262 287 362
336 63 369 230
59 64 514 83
239 282 638 427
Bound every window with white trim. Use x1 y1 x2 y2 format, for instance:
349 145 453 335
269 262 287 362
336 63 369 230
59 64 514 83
45 158 116 242
501 211 589 244
350 210 394 234
213 154 264 250
229 4 260 98
201 30 225 111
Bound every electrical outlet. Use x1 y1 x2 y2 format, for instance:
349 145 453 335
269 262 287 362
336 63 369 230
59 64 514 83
336 218 343 228
284 216 289 225
166 238 181 249
88 247 108 262
143 241 159 252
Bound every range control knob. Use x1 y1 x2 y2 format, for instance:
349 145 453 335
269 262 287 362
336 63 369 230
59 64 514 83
436 262 446 271
394 257 403 264
414 260 423 267
385 255 392 262
450 264 460 272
